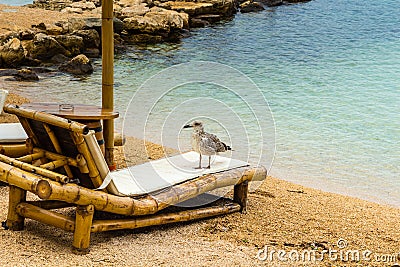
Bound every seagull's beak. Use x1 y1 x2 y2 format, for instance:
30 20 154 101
183 124 192 129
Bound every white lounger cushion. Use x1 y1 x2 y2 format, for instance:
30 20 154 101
0 123 28 143
84 131 249 196
106 151 249 196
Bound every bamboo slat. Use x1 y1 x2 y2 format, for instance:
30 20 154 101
91 202 241 233
33 148 78 167
16 202 75 232
4 104 89 134
0 153 69 184
40 159 68 170
42 123 74 178
17 151 45 163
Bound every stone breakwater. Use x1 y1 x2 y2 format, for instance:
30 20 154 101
0 0 310 77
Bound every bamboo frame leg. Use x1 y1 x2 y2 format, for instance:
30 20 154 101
103 119 115 170
234 181 248 214
72 205 94 255
6 186 27 230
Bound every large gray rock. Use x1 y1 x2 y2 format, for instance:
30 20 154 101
118 0 144 7
113 17 125 34
197 0 237 17
54 35 84 56
73 29 100 48
18 29 37 40
123 7 187 36
258 0 282 6
27 33 68 60
119 4 150 18
124 33 164 44
0 38 25 67
0 31 19 44
70 1 96 10
32 22 65 35
13 69 39 81
61 7 83 14
190 18 210 28
286 0 311 3
158 1 214 16
33 0 73 11
240 1 264 12
59 54 94 75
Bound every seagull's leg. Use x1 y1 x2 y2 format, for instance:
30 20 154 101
206 156 211 169
195 153 202 169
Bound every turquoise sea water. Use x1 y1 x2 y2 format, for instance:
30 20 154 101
0 0 31 5
4 0 400 206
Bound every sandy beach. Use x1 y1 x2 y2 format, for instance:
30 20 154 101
1 3 399 266
1 89 399 267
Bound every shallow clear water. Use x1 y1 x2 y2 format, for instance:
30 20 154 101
0 0 31 5
5 0 400 206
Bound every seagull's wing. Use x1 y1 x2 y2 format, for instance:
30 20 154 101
199 135 217 154
205 132 230 152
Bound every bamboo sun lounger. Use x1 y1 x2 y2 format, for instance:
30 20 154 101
0 104 267 254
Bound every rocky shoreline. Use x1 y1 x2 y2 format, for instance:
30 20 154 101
0 0 310 78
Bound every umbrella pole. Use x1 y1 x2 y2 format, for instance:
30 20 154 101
101 0 115 169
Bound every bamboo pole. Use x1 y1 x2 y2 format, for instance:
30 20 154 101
72 205 94 254
0 144 29 158
16 202 75 232
70 132 104 188
42 123 74 178
234 180 248 213
114 132 125 146
76 154 89 174
6 185 26 230
91 202 241 233
34 166 266 216
33 148 78 167
0 153 70 184
102 0 115 169
26 200 75 210
4 105 89 134
40 159 68 170
0 161 39 191
17 151 45 163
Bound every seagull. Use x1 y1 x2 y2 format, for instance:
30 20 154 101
183 121 231 169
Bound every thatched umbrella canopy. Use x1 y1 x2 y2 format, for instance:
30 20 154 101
101 0 115 168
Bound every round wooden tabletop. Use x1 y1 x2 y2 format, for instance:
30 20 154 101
21 103 119 120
